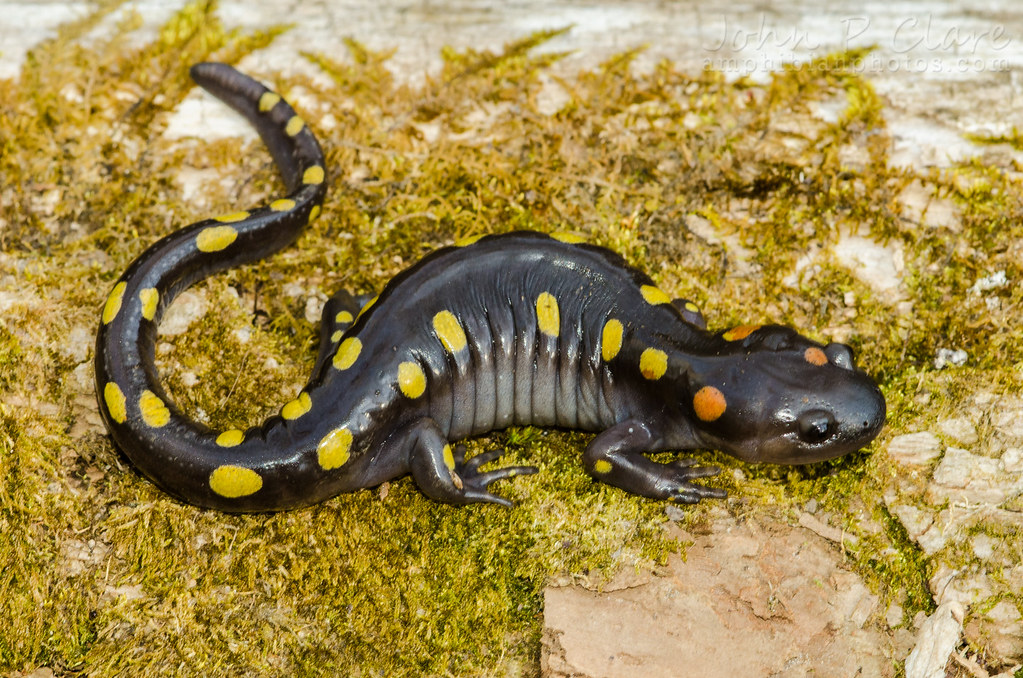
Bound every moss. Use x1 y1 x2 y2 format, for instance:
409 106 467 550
4 1 1023 675
964 126 1023 151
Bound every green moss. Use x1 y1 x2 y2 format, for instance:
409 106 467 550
964 126 1023 151
4 1 1023 674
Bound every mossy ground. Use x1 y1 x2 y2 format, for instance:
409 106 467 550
1 1 1021 676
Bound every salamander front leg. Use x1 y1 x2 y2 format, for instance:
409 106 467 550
398 418 538 506
583 419 726 503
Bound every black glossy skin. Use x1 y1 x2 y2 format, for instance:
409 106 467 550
94 63 886 513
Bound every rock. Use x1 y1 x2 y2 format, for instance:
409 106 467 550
992 404 1023 441
160 290 208 336
970 533 997 560
888 504 940 554
541 512 894 677
305 295 325 324
916 523 952 556
929 564 996 612
903 601 964 678
798 510 858 546
831 235 904 301
886 603 905 628
59 324 93 363
965 600 1023 664
16 669 55 678
1003 447 1023 474
933 348 968 369
935 417 978 446
929 447 1021 506
888 432 942 466
61 539 110 577
898 182 960 230
969 270 1009 294
900 182 961 232
100 584 148 602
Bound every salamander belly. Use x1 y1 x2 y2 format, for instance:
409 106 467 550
334 242 622 444
438 288 594 439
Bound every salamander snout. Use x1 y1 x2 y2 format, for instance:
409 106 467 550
787 369 886 463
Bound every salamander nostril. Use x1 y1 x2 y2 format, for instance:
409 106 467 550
798 410 836 444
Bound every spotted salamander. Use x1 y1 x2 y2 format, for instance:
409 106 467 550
94 63 886 513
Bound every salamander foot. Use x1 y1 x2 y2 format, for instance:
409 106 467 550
403 418 537 506
451 446 538 508
583 419 727 503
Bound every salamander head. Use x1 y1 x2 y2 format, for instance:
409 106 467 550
683 325 886 465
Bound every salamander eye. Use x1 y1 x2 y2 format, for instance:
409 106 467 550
760 330 792 351
825 343 855 370
797 409 836 444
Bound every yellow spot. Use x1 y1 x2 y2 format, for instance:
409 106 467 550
693 386 727 422
282 392 312 420
335 310 353 324
308 204 321 224
804 347 828 366
197 225 238 252
331 329 344 343
103 382 127 424
442 444 455 471
398 361 426 399
317 427 353 470
209 465 263 498
258 91 281 112
139 288 159 321
593 459 612 474
550 231 586 244
684 301 700 313
536 292 560 337
723 324 761 341
213 211 249 223
302 165 324 185
455 234 483 247
285 115 305 136
640 285 672 306
639 348 668 380
101 281 126 325
356 295 377 320
139 390 170 428
601 318 624 362
333 337 362 370
433 310 467 353
216 429 245 448
270 198 295 212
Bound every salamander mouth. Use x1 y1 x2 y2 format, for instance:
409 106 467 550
771 408 885 464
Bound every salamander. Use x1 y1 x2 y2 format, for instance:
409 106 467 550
94 63 886 513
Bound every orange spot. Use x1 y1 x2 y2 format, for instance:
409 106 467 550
722 324 761 341
804 347 828 366
693 386 726 422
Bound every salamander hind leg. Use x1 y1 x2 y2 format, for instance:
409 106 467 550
583 419 726 503
399 418 538 507
671 298 707 330
322 290 362 329
311 290 365 375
